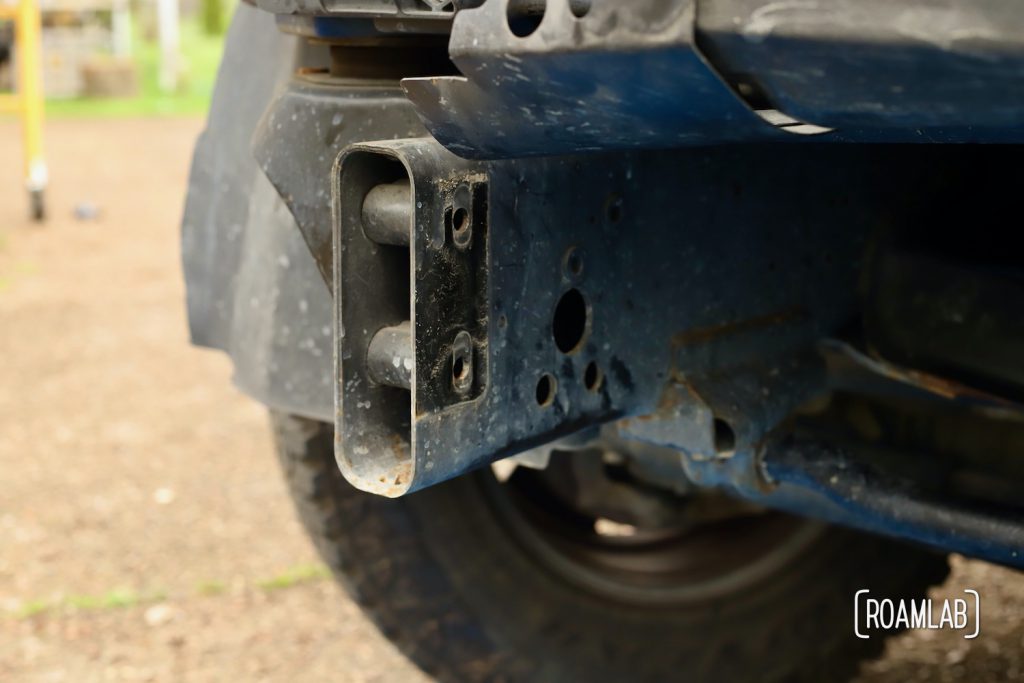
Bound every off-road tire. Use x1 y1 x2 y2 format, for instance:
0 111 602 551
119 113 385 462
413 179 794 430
271 411 950 683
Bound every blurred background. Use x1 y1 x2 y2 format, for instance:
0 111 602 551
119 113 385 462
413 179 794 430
2 0 223 114
0 3 1023 680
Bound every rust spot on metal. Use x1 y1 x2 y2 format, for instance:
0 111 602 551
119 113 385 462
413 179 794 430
382 460 413 497
389 433 410 461
634 381 687 421
670 308 807 347
666 308 808 383
876 357 1023 409
626 379 705 429
828 339 1024 412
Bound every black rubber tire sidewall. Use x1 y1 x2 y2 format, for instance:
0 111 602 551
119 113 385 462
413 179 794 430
271 412 950 683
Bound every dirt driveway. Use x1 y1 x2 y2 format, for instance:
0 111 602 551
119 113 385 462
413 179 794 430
1 118 1022 682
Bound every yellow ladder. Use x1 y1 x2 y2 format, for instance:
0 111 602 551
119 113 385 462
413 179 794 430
0 0 46 220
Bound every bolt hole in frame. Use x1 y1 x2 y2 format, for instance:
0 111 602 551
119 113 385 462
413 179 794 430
552 288 589 354
506 0 591 38
449 185 475 250
584 361 603 392
506 0 545 37
569 0 591 19
536 373 558 406
453 206 469 231
563 245 584 278
452 205 470 241
713 417 737 457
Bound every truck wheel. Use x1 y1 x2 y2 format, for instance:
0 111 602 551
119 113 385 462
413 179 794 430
271 411 949 683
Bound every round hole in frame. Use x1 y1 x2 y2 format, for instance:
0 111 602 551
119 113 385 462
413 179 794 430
453 207 469 235
552 288 589 353
507 0 546 37
583 361 603 392
569 0 591 18
536 373 557 407
713 418 736 456
453 355 468 382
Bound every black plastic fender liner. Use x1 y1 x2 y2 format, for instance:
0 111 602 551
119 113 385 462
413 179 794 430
181 5 337 421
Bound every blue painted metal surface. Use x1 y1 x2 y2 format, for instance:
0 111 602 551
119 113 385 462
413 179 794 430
403 0 1024 159
762 437 1024 568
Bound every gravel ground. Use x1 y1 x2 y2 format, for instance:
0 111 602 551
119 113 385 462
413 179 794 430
0 118 1021 682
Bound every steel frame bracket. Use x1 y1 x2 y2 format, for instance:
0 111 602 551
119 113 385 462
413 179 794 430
333 140 892 496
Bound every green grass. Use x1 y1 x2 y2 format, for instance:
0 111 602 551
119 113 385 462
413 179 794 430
255 563 332 591
8 563 333 620
45 16 228 118
15 599 51 619
14 588 168 619
66 588 167 611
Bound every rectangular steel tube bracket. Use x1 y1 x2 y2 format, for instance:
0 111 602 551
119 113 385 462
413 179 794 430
334 138 490 495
